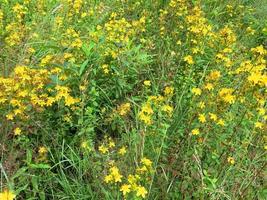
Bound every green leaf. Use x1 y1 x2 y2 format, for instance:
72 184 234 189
31 176 38 191
29 163 51 169
26 149 32 164
82 42 95 57
12 167 28 180
50 74 60 85
15 184 29 195
39 191 46 200
79 59 89 76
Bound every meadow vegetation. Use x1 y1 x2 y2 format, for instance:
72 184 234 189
0 0 266 199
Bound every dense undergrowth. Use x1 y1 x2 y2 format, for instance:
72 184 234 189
0 0 266 199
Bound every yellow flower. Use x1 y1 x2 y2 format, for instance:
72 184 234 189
137 166 148 173
102 64 109 74
139 112 152 125
79 85 86 91
71 38 82 48
81 141 91 150
136 186 148 198
141 103 153 115
176 40 182 45
104 175 113 183
118 146 127 155
198 114 206 123
64 96 80 106
209 113 217 121
110 166 123 183
141 157 152 167
81 12 87 18
217 119 225 126
40 54 53 67
198 102 205 109
257 108 265 116
164 86 174 96
191 128 200 135
227 157 235 165
208 70 221 80
192 88 202 96
143 80 151 87
38 146 48 154
162 105 174 115
251 45 266 55
128 175 140 191
184 55 194 64
108 141 115 148
6 113 14 120
0 190 16 200
117 103 131 116
14 127 22 136
99 145 109 154
219 88 235 104
204 83 214 91
120 184 131 196
255 122 263 129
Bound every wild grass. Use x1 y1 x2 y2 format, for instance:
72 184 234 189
0 0 266 199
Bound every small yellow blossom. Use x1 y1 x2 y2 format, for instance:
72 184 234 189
208 70 221 80
192 88 202 96
141 103 153 115
141 157 152 167
0 190 16 200
257 108 265 116
136 186 148 198
40 55 53 67
137 166 148 173
6 113 14 120
139 112 152 125
227 157 235 165
176 40 182 45
217 119 225 126
184 55 194 64
105 166 123 183
209 113 218 121
99 145 109 154
81 141 91 151
79 85 86 91
110 166 123 183
104 175 113 183
102 64 109 74
144 80 151 87
109 141 115 148
120 184 131 196
255 122 263 129
128 174 139 185
219 88 235 104
204 83 214 91
117 103 131 116
164 86 174 96
118 146 127 155
198 114 206 123
162 105 174 115
251 45 266 55
38 146 48 154
192 128 200 135
198 102 205 109
14 127 22 136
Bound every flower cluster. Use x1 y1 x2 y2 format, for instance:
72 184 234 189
92 13 146 59
139 86 174 125
105 157 153 199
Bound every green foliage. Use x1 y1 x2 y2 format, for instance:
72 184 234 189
0 0 266 199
